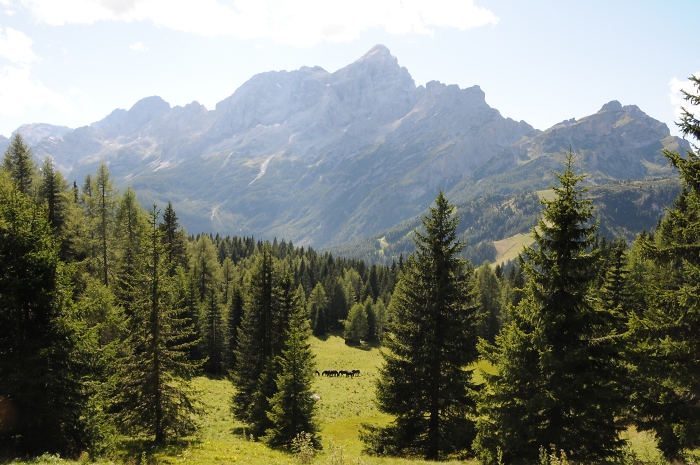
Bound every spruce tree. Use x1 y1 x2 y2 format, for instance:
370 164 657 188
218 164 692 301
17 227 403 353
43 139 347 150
362 191 479 460
627 74 700 460
226 280 244 369
202 287 224 376
112 187 148 316
264 285 320 448
111 205 200 444
231 244 276 432
158 201 188 275
0 172 86 455
38 157 69 232
2 133 36 196
474 153 626 464
475 261 504 343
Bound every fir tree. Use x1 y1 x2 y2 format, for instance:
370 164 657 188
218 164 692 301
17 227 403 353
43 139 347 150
111 205 201 444
474 153 626 464
362 191 480 460
264 285 320 448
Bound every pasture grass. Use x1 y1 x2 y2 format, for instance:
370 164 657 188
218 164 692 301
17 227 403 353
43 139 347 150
1 333 683 464
493 233 534 264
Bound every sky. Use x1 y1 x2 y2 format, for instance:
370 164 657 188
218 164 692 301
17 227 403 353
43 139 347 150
0 0 698 139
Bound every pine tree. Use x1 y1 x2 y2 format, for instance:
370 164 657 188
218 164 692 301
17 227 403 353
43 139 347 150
264 285 320 448
0 172 86 455
627 75 700 460
474 153 626 464
2 133 36 196
362 191 480 460
111 205 201 444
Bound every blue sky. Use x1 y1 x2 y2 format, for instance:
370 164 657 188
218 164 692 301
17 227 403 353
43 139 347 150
0 0 697 138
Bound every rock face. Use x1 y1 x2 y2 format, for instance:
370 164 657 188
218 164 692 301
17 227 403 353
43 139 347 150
8 45 690 247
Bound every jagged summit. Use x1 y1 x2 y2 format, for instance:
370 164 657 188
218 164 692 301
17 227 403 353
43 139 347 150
358 44 392 60
599 100 623 112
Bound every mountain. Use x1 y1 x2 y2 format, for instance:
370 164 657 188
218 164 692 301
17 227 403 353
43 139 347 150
7 45 691 249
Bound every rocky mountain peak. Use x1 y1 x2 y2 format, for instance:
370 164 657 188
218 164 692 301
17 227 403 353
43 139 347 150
598 100 623 113
128 96 171 122
358 44 392 61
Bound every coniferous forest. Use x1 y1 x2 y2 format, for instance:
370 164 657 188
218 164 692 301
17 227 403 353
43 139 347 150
1 77 700 464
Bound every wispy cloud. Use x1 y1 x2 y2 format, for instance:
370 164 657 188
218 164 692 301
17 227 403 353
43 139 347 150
0 64 71 117
669 73 699 122
0 27 38 63
21 0 499 46
129 41 148 52
0 25 71 119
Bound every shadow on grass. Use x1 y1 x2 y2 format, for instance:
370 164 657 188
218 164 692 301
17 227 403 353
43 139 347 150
115 437 201 465
346 339 382 351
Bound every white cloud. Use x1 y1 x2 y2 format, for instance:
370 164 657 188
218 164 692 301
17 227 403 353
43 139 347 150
0 27 38 63
0 64 71 117
129 41 148 52
20 0 498 46
669 73 700 121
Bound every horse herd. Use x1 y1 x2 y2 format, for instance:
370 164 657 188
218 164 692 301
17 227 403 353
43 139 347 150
317 369 361 378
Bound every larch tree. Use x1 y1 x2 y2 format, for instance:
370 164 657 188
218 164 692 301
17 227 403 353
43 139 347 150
362 191 480 460
111 205 201 444
307 282 328 336
474 153 627 464
95 163 116 286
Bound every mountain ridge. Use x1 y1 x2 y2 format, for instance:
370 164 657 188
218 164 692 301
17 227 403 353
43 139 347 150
0 45 690 249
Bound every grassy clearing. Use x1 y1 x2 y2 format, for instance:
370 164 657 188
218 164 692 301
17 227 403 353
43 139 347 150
536 189 556 201
493 233 533 264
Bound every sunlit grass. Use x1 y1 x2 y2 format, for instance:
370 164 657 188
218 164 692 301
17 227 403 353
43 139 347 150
1 333 682 465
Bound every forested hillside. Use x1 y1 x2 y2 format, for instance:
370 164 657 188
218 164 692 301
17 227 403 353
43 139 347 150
330 178 680 265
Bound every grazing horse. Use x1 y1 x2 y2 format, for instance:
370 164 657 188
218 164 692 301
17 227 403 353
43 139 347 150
351 369 361 377
315 370 320 376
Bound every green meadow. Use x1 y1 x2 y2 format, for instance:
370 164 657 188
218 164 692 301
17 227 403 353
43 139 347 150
4 333 671 465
